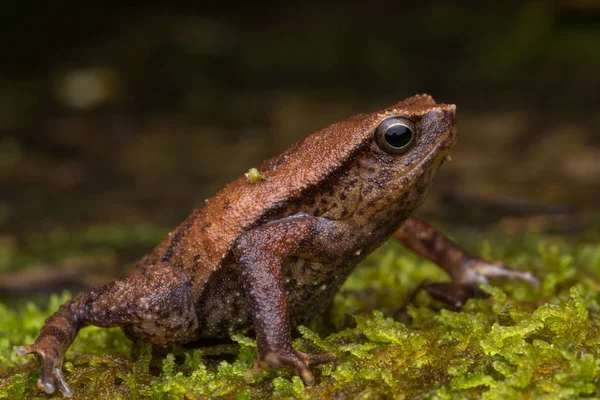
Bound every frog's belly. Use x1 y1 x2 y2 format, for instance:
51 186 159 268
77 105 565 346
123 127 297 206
283 257 357 328
194 257 359 339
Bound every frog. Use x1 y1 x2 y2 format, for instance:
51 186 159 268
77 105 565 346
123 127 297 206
19 94 538 397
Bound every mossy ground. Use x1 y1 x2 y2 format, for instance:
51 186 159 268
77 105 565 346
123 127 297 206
1 227 600 399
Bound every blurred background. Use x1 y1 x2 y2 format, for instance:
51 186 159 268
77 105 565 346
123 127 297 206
0 0 599 295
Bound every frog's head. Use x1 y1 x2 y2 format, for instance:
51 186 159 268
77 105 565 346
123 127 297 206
251 94 455 227
352 94 456 222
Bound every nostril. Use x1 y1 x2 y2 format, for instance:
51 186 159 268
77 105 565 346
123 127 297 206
447 105 457 120
442 108 456 125
432 109 445 120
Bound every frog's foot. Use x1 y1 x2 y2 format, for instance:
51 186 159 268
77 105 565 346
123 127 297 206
246 349 337 386
393 217 540 308
18 342 73 397
454 259 540 287
421 282 485 309
426 259 540 309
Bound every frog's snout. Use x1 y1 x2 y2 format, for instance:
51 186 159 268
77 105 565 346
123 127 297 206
440 104 457 143
428 104 456 126
437 104 456 124
447 104 456 122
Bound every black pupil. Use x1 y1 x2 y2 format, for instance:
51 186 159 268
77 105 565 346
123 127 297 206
384 125 412 148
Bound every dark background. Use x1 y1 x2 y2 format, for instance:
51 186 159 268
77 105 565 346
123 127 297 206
0 1 599 283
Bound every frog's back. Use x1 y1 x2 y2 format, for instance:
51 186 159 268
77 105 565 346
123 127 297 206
138 112 372 288
139 95 437 293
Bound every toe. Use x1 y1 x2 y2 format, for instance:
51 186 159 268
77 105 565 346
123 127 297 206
256 350 336 386
38 379 56 394
55 368 74 398
299 369 315 386
473 262 540 286
297 351 338 367
244 359 269 382
17 345 32 356
424 282 483 309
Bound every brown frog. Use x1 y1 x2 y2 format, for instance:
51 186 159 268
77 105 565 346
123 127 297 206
19 94 538 397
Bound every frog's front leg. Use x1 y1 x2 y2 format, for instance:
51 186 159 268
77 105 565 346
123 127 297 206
233 215 339 385
393 217 539 308
19 266 197 397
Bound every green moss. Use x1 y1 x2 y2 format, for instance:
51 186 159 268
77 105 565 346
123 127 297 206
2 231 600 398
244 168 267 184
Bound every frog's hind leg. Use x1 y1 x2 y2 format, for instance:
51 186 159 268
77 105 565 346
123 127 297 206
393 217 539 308
18 298 80 397
20 265 197 397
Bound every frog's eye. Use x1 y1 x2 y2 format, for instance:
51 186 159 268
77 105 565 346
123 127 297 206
374 117 416 154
